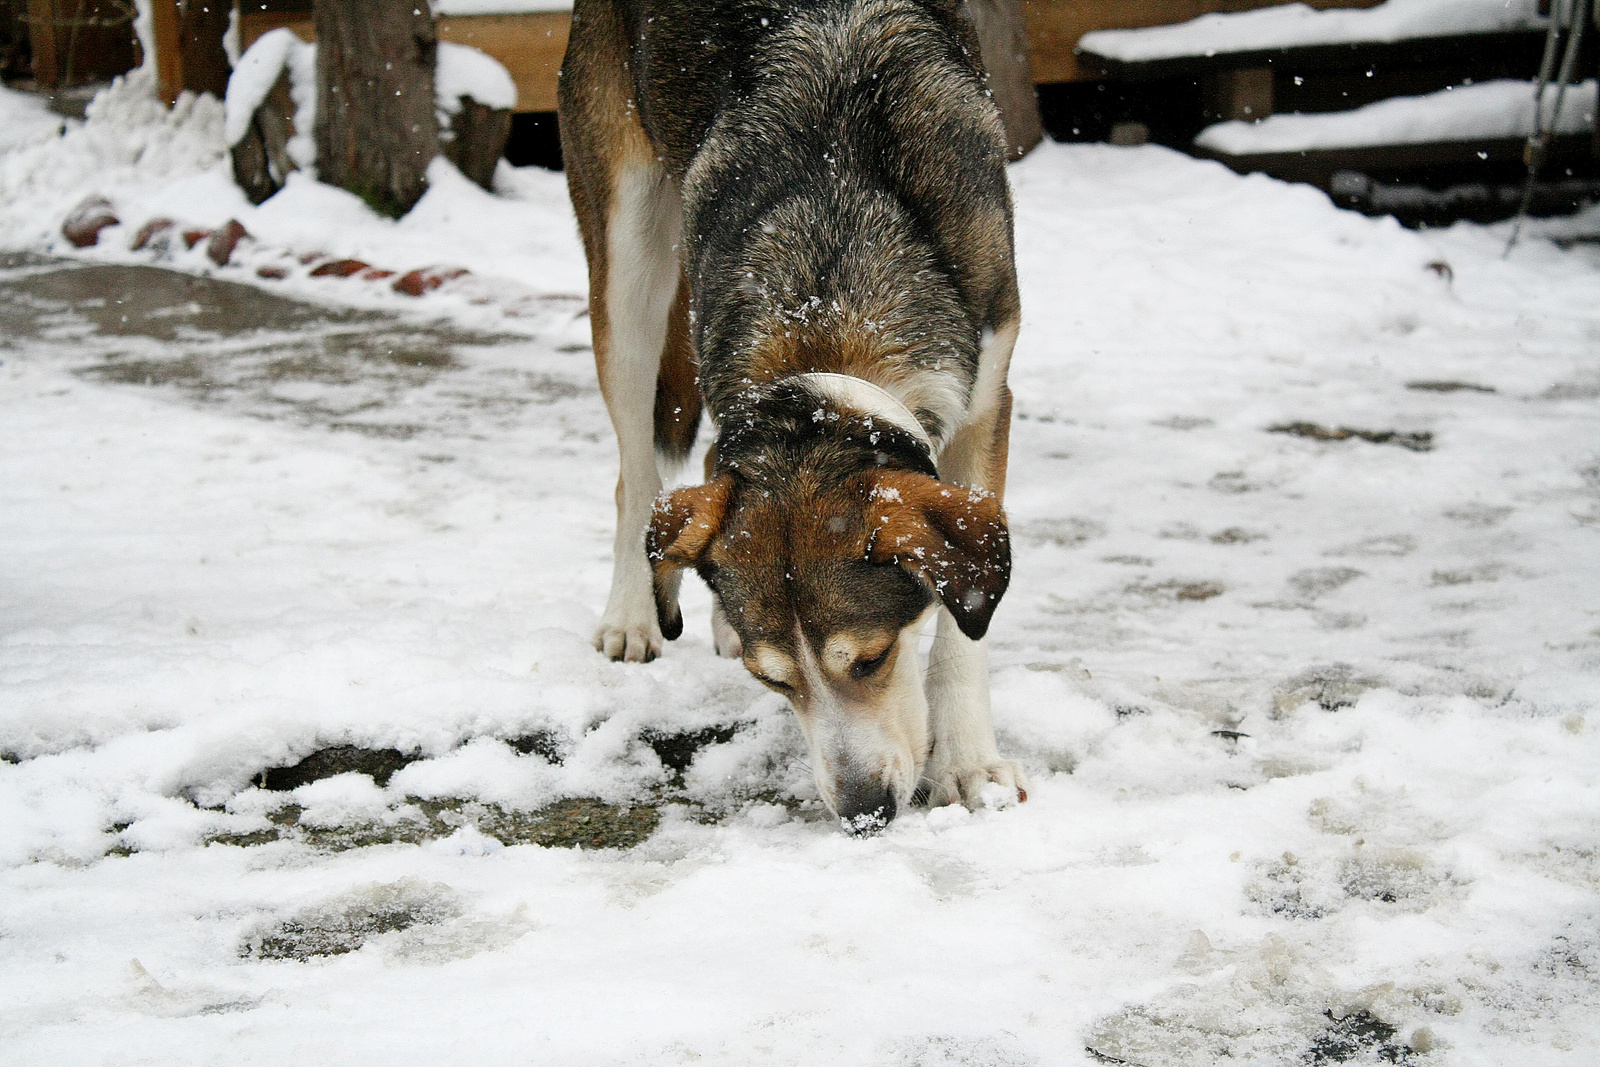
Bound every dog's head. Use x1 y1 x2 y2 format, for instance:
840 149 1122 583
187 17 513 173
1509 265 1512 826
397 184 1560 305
647 467 1009 832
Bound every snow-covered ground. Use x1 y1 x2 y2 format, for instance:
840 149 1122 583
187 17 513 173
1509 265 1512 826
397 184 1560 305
1197 78 1598 155
0 84 69 155
2 72 1599 1065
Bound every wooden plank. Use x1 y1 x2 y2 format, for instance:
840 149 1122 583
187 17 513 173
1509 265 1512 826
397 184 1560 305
966 0 1043 158
1020 0 1383 83
241 10 568 113
239 12 314 47
1193 133 1595 189
149 0 183 104
25 0 59 88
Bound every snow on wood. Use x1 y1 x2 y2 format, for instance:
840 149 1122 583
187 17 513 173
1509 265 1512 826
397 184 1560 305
436 41 519 114
1079 0 1546 62
1196 78 1598 154
223 28 317 173
223 28 300 148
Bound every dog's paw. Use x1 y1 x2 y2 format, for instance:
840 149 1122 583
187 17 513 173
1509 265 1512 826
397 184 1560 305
926 758 1029 810
711 603 743 659
594 620 663 663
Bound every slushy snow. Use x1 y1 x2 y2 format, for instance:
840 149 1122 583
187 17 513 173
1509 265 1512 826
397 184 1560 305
2 65 1599 1067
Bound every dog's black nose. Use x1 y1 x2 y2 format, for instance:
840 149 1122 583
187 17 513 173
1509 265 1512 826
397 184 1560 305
837 786 897 835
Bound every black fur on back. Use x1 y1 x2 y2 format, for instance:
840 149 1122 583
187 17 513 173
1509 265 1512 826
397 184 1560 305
602 0 1021 442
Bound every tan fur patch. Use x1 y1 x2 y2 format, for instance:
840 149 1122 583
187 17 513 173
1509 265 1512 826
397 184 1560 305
866 470 1011 640
747 644 799 689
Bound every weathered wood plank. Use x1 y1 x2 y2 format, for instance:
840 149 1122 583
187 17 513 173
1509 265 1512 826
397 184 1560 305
967 0 1044 158
149 0 183 104
25 0 59 88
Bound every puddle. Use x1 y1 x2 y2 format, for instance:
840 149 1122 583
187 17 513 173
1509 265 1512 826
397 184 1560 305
1 261 588 441
0 263 373 341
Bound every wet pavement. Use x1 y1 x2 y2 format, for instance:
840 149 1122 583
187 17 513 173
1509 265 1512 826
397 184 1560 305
0 253 595 442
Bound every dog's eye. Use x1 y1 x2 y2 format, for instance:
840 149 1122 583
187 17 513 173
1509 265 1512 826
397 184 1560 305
751 672 794 693
850 646 892 680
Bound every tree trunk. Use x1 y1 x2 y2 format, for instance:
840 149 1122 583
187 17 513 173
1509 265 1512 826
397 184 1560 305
313 0 438 218
442 97 513 191
963 0 1042 161
230 68 295 205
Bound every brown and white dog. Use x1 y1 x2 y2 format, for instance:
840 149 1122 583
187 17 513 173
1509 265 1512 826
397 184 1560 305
558 0 1027 831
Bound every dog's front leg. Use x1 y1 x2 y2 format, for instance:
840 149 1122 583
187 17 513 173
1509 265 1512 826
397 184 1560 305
924 610 1026 807
593 162 684 662
923 329 1029 807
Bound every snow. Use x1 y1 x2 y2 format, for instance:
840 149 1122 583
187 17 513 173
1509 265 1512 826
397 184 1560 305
1079 0 1547 63
436 41 519 114
0 84 68 155
223 28 299 147
1197 78 1599 154
222 29 318 170
3 71 1600 1066
0 70 227 250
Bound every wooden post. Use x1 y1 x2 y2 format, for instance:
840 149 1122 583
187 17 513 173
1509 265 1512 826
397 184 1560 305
25 0 59 87
965 0 1043 159
149 0 183 105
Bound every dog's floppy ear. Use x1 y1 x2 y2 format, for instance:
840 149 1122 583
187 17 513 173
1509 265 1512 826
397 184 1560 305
866 471 1011 640
646 475 734 640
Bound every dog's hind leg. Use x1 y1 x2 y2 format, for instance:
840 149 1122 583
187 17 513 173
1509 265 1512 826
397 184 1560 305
923 320 1029 806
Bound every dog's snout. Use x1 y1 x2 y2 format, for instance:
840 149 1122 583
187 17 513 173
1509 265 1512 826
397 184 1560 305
837 783 897 835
